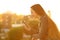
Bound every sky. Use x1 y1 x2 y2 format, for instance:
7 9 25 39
0 0 60 31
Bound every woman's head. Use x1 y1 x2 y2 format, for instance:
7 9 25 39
31 4 46 16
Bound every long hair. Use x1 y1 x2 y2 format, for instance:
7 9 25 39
31 4 60 40
31 4 46 16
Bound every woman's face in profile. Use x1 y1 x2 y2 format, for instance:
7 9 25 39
31 8 39 17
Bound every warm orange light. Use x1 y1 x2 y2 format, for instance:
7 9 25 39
0 0 60 31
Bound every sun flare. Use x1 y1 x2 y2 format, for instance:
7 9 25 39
0 0 60 31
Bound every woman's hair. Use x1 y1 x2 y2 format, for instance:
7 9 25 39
31 4 60 40
31 4 46 16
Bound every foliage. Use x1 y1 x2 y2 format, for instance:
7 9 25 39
8 26 24 40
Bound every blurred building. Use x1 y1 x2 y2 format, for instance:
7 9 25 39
2 12 12 29
11 13 17 24
0 14 3 23
11 14 24 24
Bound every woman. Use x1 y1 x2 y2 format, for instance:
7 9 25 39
31 4 60 40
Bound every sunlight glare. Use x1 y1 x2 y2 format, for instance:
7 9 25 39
0 0 60 31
